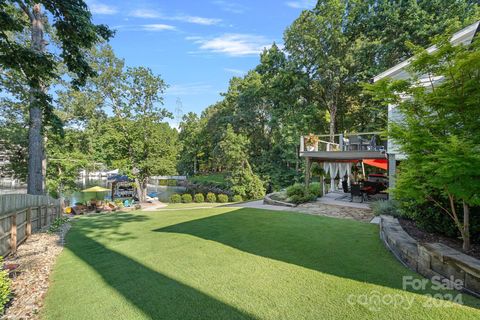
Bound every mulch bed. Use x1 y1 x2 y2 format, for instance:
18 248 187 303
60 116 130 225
399 218 480 260
2 220 71 320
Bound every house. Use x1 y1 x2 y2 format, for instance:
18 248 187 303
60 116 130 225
300 21 480 196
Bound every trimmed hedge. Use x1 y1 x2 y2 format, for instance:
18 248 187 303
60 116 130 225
170 194 182 203
194 193 205 203
232 195 243 202
206 192 217 203
217 194 229 203
181 194 193 203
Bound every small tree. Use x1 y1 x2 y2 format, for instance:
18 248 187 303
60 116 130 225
367 32 480 251
216 125 265 200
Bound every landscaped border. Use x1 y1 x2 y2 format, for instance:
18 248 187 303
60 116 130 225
380 215 480 297
263 193 297 208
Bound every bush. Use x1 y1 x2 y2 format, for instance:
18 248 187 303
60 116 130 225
217 194 229 203
308 182 322 197
181 194 193 203
0 257 11 314
228 162 266 200
194 193 204 203
48 216 69 234
232 195 243 202
167 179 177 186
286 184 305 198
286 183 317 204
371 200 399 217
206 192 217 203
170 193 182 203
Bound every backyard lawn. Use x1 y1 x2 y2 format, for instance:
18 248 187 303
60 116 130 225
43 208 480 319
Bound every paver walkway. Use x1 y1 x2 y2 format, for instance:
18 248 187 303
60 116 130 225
229 200 373 222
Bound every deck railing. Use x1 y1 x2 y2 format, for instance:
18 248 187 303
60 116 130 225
300 132 386 153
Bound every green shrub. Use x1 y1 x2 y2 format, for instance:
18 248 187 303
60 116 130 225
308 182 322 197
228 162 266 200
181 194 193 203
48 216 69 234
371 200 399 217
167 179 177 186
217 194 229 203
232 195 243 202
286 184 305 198
286 184 317 204
170 193 182 203
0 257 11 314
206 192 216 203
194 193 205 203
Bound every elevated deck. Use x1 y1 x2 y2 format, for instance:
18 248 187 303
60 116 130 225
300 132 387 161
300 150 385 161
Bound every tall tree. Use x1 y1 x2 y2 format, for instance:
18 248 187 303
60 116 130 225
284 0 364 141
0 1 112 194
107 67 177 202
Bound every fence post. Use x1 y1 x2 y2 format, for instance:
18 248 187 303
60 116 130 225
26 208 32 236
11 213 17 253
44 206 47 226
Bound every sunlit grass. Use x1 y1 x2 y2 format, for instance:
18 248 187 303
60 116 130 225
43 208 480 319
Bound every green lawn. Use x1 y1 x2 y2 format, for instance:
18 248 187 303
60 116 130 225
190 173 227 186
43 208 480 319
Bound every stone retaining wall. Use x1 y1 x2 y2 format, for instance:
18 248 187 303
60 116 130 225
380 215 480 297
263 193 297 207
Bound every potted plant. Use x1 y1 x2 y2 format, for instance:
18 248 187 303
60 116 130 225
305 133 319 151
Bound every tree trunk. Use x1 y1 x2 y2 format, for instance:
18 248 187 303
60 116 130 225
27 4 46 195
329 106 337 143
462 201 471 251
135 177 147 203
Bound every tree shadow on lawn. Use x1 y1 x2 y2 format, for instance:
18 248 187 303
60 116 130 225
72 212 150 242
67 231 256 320
154 208 480 309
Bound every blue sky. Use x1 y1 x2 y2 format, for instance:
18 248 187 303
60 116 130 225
86 0 316 126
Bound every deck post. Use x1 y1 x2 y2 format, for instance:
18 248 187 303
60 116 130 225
305 157 311 187
388 154 396 199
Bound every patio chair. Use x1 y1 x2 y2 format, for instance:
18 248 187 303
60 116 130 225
350 184 364 203
342 180 350 193
348 135 364 151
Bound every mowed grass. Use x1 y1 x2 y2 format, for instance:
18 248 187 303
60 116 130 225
43 208 480 320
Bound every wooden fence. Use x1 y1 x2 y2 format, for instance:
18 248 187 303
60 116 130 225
0 194 62 256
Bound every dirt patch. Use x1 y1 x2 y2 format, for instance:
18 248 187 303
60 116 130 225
399 218 480 260
3 220 71 319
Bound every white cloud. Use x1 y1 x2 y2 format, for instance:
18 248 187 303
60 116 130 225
212 1 247 14
224 68 245 75
166 83 215 96
285 0 316 9
176 16 221 26
129 9 221 25
189 34 271 57
88 1 118 15
130 9 160 18
141 24 176 31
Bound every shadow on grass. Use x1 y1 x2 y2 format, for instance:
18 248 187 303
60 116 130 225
72 212 149 242
67 231 255 320
154 208 480 308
